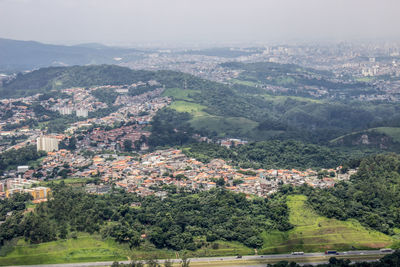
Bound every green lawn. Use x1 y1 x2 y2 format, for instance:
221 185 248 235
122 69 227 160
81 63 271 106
0 235 252 266
0 234 129 265
260 195 393 254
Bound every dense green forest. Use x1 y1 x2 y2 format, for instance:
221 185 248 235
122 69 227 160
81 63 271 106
0 65 154 98
148 108 195 148
183 141 351 170
303 154 400 234
0 185 291 250
0 145 46 175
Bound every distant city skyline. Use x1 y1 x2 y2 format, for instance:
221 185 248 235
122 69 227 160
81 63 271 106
0 0 399 46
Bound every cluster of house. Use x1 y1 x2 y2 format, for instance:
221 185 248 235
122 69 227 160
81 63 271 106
1 134 355 198
24 147 349 198
44 88 105 117
0 80 171 156
113 149 350 197
80 125 150 151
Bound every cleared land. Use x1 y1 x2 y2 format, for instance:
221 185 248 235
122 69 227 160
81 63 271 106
164 87 258 137
162 88 200 101
372 127 400 143
260 195 393 254
169 101 208 117
330 127 400 144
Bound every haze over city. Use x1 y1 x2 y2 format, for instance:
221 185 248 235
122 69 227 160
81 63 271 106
0 0 400 46
2 0 400 266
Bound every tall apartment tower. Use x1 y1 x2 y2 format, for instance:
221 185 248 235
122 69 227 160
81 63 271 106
36 136 59 152
76 109 89 118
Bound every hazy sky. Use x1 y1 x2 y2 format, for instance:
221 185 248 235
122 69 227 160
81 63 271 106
0 0 399 46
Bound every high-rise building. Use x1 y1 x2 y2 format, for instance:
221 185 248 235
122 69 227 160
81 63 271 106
58 107 73 115
36 136 59 152
76 108 89 117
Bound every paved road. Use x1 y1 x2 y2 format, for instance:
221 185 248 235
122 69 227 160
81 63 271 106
7 250 392 267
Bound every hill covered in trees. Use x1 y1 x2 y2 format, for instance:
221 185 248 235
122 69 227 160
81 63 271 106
0 185 291 250
182 141 350 170
0 38 143 71
4 64 400 148
304 153 400 234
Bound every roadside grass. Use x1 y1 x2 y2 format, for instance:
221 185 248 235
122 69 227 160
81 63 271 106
0 235 253 265
0 234 129 266
187 241 253 258
260 195 392 254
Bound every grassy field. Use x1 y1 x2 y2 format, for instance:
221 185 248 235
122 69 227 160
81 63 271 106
164 89 258 138
260 195 393 254
162 88 200 101
169 101 208 117
0 236 252 265
230 79 260 87
0 234 129 266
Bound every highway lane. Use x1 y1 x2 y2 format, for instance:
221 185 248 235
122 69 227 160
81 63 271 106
8 249 393 267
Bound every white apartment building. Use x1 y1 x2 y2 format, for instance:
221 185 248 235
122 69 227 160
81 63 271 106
37 136 59 152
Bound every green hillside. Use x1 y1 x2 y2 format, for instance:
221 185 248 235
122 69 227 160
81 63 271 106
0 65 154 98
221 61 370 94
261 195 393 254
373 127 400 143
0 234 128 265
0 194 393 265
330 127 400 152
4 65 400 145
305 154 400 235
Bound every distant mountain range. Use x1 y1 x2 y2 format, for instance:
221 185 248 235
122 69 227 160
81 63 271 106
0 38 143 71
